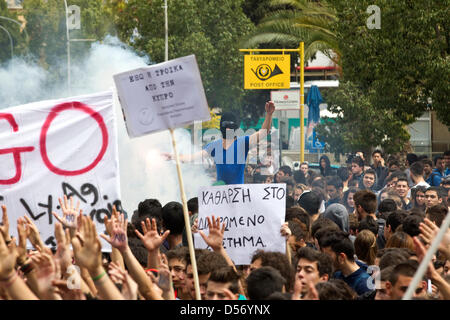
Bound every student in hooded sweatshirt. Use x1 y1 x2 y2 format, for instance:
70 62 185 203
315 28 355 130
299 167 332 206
323 203 349 234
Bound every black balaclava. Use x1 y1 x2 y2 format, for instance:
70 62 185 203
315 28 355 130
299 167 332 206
220 112 239 139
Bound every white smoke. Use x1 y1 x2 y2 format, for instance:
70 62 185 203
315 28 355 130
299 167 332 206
0 58 48 107
0 36 213 213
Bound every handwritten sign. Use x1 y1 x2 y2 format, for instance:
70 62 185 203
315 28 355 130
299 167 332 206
113 55 211 138
0 91 121 250
194 184 286 265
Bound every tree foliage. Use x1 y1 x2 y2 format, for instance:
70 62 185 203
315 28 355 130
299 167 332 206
0 1 27 63
328 0 450 127
22 0 115 69
316 81 411 160
241 0 339 62
242 0 290 25
115 0 256 119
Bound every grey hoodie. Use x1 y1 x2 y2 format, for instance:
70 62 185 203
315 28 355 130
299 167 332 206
323 203 349 233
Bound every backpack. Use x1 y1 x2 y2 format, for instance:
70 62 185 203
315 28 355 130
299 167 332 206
428 172 441 186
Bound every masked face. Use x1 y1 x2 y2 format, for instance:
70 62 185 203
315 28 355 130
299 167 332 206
220 120 236 139
220 126 234 139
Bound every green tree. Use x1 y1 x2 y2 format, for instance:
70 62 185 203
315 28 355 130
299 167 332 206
242 0 290 25
22 0 115 69
0 1 28 63
316 81 410 159
241 0 340 63
115 0 256 118
328 0 449 126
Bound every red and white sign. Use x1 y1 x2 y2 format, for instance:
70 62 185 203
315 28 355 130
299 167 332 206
270 90 300 110
0 91 120 250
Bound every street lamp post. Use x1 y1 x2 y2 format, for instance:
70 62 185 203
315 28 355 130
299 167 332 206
0 15 29 42
63 0 71 95
63 1 95 95
0 25 13 59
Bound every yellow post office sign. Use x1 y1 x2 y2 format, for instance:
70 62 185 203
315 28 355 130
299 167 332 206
244 54 290 89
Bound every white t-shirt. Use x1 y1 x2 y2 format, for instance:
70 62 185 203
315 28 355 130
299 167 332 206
319 200 326 213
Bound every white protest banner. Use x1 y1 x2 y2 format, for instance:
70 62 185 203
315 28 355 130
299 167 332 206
113 54 211 137
0 90 121 251
194 184 286 265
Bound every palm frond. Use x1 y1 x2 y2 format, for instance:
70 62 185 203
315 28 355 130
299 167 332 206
241 0 339 65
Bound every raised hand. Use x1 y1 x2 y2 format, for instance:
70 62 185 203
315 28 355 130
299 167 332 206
71 216 103 273
222 288 238 300
54 222 73 275
135 218 170 252
412 236 441 282
413 236 450 300
16 218 29 266
0 233 17 280
280 222 292 239
292 273 303 300
52 279 86 300
192 218 199 234
22 215 47 253
28 252 60 299
100 210 128 253
292 274 319 300
52 195 82 229
103 205 120 237
198 215 225 251
419 218 450 259
0 234 39 300
356 152 365 161
303 279 319 300
108 262 138 300
0 205 11 242
265 101 275 115
72 216 125 300
156 254 172 292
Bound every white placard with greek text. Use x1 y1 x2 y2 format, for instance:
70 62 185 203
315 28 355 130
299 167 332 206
194 184 286 265
0 91 121 251
113 55 211 137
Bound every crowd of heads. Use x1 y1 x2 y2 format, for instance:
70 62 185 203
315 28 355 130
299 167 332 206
0 150 449 300
236 150 450 300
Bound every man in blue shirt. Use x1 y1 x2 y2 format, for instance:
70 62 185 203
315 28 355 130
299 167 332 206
427 155 446 186
165 101 275 185
444 150 450 177
320 230 373 296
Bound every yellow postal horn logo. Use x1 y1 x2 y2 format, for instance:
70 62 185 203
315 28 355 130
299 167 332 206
252 64 283 81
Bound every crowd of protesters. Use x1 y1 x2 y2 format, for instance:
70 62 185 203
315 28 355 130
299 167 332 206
0 150 449 300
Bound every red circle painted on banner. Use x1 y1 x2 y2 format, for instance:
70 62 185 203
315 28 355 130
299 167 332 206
40 102 108 176
284 95 288 100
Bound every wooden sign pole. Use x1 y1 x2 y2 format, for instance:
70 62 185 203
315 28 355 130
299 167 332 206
169 128 201 300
